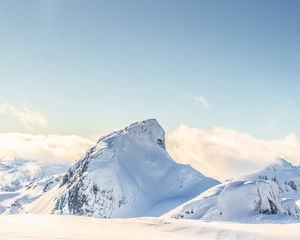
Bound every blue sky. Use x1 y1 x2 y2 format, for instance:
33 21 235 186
0 0 300 138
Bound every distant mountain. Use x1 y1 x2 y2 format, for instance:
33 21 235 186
166 158 300 222
241 158 300 194
0 158 68 214
0 158 68 192
23 119 219 218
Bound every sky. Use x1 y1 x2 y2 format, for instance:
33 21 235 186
1 1 300 179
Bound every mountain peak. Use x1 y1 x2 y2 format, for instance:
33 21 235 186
126 119 165 149
275 157 292 166
97 118 165 149
267 157 296 170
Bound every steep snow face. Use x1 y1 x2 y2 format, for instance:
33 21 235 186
37 119 219 218
166 158 300 222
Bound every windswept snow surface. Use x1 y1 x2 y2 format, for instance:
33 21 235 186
0 214 299 240
24 119 219 218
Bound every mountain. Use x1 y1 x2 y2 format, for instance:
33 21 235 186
0 158 69 214
0 158 68 192
241 158 300 195
23 119 219 218
166 158 300 222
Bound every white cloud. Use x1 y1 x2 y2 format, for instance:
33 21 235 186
2 123 300 182
167 124 300 181
0 103 48 130
193 95 209 108
0 133 94 164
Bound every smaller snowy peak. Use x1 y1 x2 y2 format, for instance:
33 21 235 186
240 158 300 197
165 180 296 221
239 158 300 183
266 158 298 171
166 157 300 222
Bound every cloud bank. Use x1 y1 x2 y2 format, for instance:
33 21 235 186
0 133 94 164
1 125 300 181
0 103 48 130
167 125 300 181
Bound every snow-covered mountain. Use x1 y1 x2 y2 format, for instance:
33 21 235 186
23 119 219 218
7 119 300 224
241 158 300 196
166 158 300 222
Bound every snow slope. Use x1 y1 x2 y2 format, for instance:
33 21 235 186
23 119 219 218
0 214 299 240
166 158 300 222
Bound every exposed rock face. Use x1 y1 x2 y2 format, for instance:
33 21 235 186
52 119 219 218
